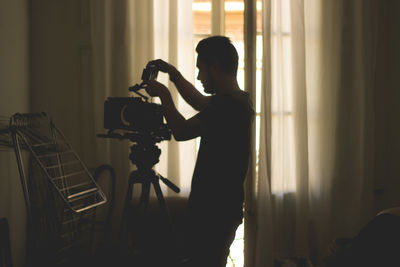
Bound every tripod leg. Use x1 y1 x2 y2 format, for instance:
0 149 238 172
152 177 181 264
120 170 144 244
119 172 137 243
138 181 151 214
152 179 169 218
129 181 152 260
153 180 177 242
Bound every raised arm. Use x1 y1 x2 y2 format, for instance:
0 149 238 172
147 59 210 111
144 80 202 141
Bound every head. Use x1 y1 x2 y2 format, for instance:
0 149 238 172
195 36 239 94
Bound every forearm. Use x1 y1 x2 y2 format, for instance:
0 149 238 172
170 71 209 111
158 90 187 139
146 59 210 110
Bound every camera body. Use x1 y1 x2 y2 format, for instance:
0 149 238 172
103 97 170 141
101 64 170 142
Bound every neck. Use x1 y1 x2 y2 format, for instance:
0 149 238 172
214 74 241 95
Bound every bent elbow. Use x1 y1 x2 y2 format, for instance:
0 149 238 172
172 132 186 142
172 128 196 142
170 119 201 141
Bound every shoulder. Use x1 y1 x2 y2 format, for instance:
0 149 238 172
198 90 254 119
221 90 254 117
196 95 212 111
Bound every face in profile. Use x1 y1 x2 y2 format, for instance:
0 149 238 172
196 57 216 95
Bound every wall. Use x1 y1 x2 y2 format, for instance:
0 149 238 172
0 0 30 266
30 0 94 166
374 1 400 213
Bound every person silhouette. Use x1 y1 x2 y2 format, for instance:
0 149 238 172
145 35 254 267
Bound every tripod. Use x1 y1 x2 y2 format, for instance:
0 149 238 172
98 131 181 265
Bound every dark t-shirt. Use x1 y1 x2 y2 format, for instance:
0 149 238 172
188 90 254 221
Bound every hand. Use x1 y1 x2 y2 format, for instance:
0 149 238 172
144 80 169 97
147 59 179 77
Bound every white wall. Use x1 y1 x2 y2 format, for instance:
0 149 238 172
0 0 30 266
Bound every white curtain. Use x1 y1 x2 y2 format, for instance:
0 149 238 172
90 0 195 238
153 0 196 197
251 0 379 266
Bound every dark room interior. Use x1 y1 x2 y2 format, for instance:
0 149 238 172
1 0 400 267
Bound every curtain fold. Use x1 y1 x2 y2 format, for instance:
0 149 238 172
153 0 196 197
252 0 379 266
90 0 155 239
90 0 195 241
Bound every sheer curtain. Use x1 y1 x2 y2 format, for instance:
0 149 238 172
250 0 379 266
90 0 195 238
153 0 196 197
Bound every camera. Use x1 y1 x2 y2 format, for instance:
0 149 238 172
101 65 170 142
103 97 170 141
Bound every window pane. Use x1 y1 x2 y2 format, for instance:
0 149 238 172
194 35 207 93
225 0 244 41
237 68 245 91
225 0 244 91
257 1 262 33
193 0 212 35
256 34 263 114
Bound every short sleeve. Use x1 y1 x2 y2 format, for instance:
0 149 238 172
195 96 220 134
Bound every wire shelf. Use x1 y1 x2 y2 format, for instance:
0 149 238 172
0 112 111 266
8 112 107 213
0 116 13 151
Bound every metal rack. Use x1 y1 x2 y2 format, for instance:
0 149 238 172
0 112 108 266
8 112 107 213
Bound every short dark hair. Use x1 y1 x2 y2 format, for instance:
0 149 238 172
195 36 238 76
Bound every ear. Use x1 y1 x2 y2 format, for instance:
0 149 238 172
210 61 223 74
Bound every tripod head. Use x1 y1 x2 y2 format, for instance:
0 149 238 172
97 130 180 193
